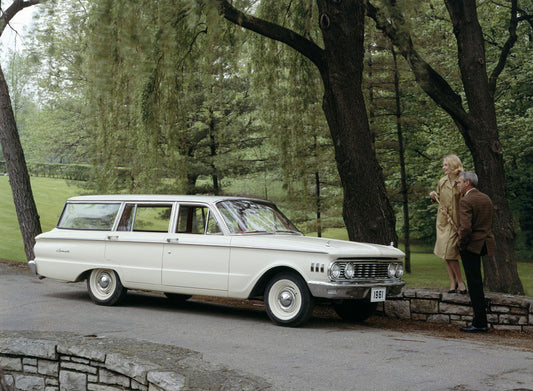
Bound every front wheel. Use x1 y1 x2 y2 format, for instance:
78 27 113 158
333 300 377 322
264 273 314 327
87 269 127 306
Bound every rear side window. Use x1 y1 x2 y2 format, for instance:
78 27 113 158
117 204 172 232
176 204 221 234
58 203 121 230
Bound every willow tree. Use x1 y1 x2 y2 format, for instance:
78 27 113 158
246 4 337 231
83 1 264 194
213 0 398 245
0 0 45 262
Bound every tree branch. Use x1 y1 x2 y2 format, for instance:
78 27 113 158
213 0 325 70
366 2 471 129
0 0 45 35
517 11 532 29
488 0 518 94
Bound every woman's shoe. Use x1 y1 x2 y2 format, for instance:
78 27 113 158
448 283 458 294
458 282 467 294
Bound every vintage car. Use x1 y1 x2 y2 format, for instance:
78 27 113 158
30 195 405 327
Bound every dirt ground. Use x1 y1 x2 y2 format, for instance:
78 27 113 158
2 259 531 351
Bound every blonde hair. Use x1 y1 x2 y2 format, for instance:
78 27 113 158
443 154 464 176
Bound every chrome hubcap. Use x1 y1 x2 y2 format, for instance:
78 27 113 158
97 273 111 292
278 290 295 309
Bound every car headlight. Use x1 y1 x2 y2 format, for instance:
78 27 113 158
387 263 396 278
395 263 404 278
388 263 404 278
344 263 355 279
330 263 341 279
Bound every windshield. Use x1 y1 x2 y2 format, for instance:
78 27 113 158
216 200 301 235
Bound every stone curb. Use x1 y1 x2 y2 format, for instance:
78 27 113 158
378 288 533 333
0 331 272 391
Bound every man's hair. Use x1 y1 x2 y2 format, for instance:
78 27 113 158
459 171 478 187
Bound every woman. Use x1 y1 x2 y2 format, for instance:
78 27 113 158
429 155 467 294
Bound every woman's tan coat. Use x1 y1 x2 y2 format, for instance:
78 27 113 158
434 176 461 260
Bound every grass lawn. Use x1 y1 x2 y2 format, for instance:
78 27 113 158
2 176 531 296
0 176 85 262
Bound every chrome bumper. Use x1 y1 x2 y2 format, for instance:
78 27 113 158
307 280 405 299
28 260 46 279
28 260 37 275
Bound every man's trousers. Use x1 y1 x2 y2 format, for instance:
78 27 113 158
460 249 488 328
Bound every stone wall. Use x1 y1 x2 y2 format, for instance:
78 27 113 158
0 331 269 391
0 337 184 391
378 288 533 333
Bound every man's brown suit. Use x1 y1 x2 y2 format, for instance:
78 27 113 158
457 188 496 255
457 187 496 330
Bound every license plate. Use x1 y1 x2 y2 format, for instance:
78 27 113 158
371 287 386 302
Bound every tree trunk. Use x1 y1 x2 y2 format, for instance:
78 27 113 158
469 134 522 293
0 65 41 261
315 170 322 238
392 48 411 273
317 0 397 245
445 0 523 294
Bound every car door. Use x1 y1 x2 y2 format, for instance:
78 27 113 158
105 203 173 287
162 203 230 293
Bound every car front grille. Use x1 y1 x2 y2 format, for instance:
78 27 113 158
334 261 391 280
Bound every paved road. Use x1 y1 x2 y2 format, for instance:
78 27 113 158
1 262 532 391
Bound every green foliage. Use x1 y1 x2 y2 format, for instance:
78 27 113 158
10 1 91 165
77 0 269 194
363 0 531 252
27 162 92 181
363 8 469 243
507 150 533 260
247 1 341 232
7 0 533 258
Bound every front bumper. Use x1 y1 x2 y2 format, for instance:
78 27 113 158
307 279 405 299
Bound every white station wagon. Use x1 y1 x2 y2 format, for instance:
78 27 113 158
30 195 405 327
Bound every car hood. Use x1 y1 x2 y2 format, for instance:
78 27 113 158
230 234 405 258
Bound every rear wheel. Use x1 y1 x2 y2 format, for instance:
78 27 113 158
333 300 377 322
87 269 127 306
264 273 314 327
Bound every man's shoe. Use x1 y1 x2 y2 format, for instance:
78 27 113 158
460 325 488 333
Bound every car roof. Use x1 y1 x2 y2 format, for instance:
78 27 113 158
66 194 270 204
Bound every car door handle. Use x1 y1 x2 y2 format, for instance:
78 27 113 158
107 235 119 240
166 238 179 243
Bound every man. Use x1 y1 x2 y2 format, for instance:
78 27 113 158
456 171 496 333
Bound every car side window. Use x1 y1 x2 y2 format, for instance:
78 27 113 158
117 204 172 232
58 202 121 230
176 205 221 234
117 204 135 231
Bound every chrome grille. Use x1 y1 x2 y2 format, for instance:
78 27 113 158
334 261 391 280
